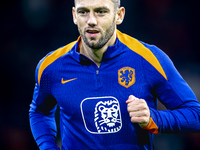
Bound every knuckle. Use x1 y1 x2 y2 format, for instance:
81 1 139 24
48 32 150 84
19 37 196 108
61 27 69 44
131 117 136 123
143 109 149 115
129 112 134 117
127 107 131 112
141 99 146 104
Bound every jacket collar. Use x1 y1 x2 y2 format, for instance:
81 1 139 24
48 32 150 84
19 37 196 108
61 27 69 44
70 32 126 63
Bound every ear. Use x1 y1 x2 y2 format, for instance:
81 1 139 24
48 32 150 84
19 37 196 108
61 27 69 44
116 7 125 25
98 105 105 112
72 7 77 25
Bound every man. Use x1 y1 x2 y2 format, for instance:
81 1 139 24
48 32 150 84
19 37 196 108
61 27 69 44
29 0 200 149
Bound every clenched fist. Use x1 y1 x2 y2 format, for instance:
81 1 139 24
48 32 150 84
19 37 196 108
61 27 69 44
126 95 150 127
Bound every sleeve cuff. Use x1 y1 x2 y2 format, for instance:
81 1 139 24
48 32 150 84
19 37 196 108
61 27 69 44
142 117 159 134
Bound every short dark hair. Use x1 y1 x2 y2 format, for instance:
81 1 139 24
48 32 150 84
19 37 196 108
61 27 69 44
111 0 120 9
74 0 120 10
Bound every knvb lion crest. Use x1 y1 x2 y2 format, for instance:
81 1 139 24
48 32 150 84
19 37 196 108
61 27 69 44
118 67 135 88
94 100 122 133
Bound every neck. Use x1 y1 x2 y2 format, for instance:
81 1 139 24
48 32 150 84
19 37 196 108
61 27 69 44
80 30 117 67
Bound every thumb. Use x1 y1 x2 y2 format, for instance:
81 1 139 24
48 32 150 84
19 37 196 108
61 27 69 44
126 95 138 103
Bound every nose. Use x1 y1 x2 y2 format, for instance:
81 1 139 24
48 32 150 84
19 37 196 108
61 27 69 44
107 110 112 119
87 12 97 26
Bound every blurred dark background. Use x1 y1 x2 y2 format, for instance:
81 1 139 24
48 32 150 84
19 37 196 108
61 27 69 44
0 0 200 150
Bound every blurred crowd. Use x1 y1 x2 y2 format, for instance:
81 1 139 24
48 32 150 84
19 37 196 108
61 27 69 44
0 0 199 150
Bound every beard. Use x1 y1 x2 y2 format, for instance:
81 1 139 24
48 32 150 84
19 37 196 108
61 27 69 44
78 17 116 49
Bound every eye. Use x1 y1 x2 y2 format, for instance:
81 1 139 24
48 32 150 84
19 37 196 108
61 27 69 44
103 112 107 115
78 10 89 15
96 9 108 16
97 10 106 14
99 105 105 112
79 10 85 14
112 104 118 110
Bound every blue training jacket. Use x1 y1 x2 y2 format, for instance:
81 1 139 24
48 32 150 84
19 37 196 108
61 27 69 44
29 30 200 150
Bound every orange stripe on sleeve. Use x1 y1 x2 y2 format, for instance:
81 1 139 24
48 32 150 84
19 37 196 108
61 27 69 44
117 30 168 80
142 117 159 134
38 41 77 85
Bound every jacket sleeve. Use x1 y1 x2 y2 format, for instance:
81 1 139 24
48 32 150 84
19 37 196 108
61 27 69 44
29 60 60 150
142 44 200 134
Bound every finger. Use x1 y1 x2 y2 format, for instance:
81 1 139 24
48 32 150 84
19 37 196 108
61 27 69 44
130 116 149 127
127 100 148 112
129 109 150 118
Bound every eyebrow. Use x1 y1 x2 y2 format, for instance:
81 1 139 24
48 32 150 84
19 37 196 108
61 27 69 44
76 7 88 12
94 7 110 12
76 6 110 12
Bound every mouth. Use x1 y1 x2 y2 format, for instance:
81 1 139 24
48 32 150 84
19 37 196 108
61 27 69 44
107 122 115 127
86 29 100 37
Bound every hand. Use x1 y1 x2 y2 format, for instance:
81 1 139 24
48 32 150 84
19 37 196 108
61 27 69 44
126 95 150 127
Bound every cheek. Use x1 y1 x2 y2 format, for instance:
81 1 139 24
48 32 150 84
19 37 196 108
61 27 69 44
112 112 118 118
76 18 86 29
101 112 107 119
99 18 115 30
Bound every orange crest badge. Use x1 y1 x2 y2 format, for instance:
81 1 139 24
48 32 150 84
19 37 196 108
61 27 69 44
118 67 135 88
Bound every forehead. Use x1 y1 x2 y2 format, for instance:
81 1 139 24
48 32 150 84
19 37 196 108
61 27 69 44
75 0 114 9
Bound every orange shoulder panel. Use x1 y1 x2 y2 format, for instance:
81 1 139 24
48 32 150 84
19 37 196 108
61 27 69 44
117 30 167 80
38 41 77 85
